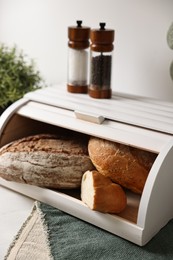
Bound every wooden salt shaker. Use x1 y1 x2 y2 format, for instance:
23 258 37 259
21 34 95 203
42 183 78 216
67 21 90 93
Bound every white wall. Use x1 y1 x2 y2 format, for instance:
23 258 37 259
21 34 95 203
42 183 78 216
0 0 172 100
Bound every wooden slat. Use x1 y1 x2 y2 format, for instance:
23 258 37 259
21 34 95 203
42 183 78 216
25 86 173 135
17 101 172 153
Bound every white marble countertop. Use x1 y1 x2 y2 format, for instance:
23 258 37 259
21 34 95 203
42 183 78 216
0 185 34 259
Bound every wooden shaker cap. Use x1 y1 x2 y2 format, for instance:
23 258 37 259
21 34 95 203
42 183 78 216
68 20 90 49
90 23 114 52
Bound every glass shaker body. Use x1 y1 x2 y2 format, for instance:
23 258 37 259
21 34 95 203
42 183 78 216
67 21 90 93
90 50 113 98
89 23 114 99
68 47 89 92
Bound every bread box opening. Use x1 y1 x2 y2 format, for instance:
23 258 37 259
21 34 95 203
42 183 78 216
0 113 158 224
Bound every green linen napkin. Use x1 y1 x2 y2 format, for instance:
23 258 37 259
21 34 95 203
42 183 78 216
5 201 173 260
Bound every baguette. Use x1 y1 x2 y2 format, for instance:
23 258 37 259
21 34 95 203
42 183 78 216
81 170 127 213
0 134 95 188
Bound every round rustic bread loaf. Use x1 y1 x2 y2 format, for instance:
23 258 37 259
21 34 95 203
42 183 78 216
81 170 127 213
0 134 95 188
88 137 157 194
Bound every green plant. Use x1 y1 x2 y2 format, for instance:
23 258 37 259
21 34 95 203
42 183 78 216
167 22 173 81
0 44 44 109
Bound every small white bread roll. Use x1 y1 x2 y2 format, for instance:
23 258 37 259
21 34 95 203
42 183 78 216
81 170 127 213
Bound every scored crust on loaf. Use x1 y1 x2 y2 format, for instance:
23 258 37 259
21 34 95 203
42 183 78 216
0 134 95 188
81 170 127 213
88 137 157 194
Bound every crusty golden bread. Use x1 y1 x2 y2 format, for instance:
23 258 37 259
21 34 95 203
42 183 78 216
81 170 127 213
88 137 157 194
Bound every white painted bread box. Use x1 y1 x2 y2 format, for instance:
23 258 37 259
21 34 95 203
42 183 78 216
1 85 173 246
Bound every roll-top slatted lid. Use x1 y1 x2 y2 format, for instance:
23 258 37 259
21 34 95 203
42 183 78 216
24 85 173 135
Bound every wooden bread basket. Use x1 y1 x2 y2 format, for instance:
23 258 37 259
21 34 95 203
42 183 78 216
0 85 173 246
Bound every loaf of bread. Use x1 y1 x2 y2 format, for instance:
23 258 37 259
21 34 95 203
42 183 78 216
0 134 95 188
88 137 157 194
81 170 127 213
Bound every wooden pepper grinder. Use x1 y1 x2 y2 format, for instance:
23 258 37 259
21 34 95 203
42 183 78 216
89 23 115 98
67 20 90 93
